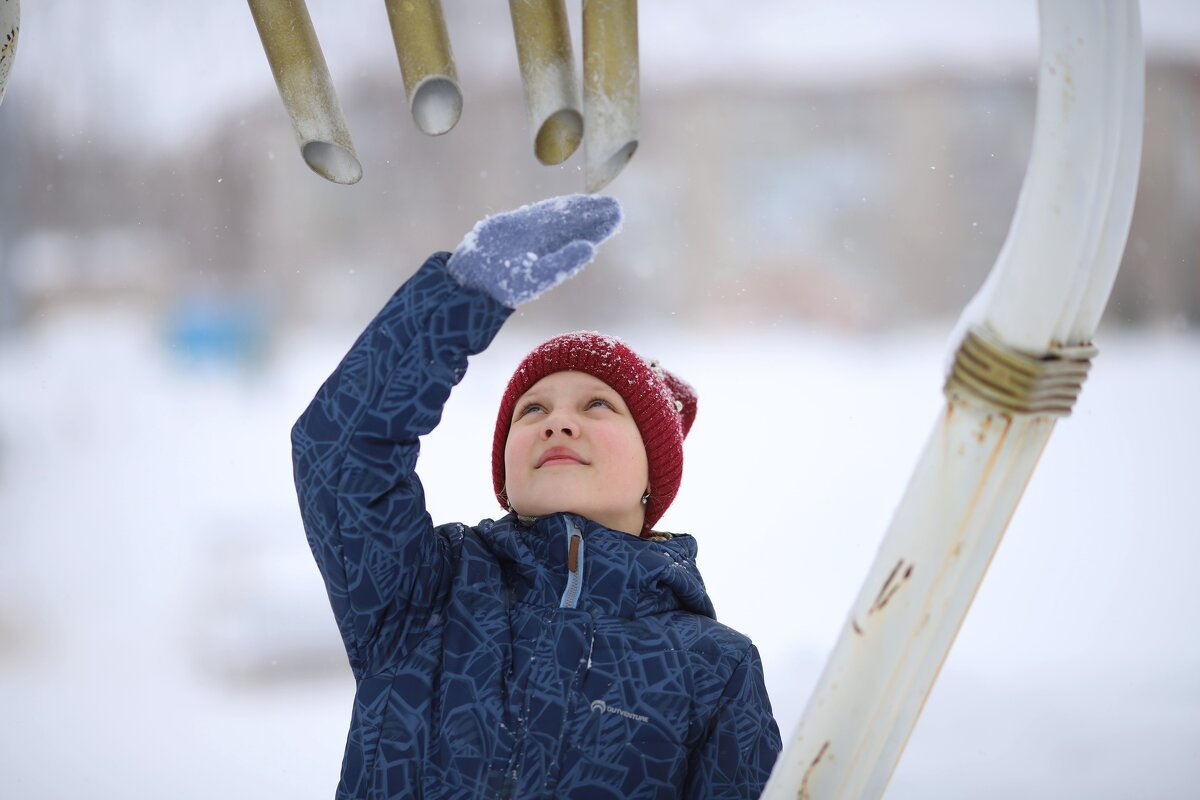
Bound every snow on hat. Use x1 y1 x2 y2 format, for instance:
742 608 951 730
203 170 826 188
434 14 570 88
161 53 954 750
493 331 697 534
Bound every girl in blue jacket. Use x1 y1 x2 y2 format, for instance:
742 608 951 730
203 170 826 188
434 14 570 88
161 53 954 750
292 195 781 799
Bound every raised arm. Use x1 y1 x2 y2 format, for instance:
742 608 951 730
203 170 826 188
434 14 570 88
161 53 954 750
292 252 508 677
291 195 623 678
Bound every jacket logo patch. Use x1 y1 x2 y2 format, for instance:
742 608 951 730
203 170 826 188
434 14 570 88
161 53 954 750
590 699 649 723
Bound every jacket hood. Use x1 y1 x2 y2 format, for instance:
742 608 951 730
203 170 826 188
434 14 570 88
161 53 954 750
478 513 717 621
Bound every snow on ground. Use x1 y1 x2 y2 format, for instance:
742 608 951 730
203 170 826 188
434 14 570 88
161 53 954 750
0 308 1197 798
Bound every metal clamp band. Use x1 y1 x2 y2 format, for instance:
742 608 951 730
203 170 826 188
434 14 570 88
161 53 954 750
944 328 1097 417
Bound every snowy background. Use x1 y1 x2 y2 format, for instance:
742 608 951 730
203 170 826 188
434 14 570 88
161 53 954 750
1 2 1199 799
2 316 1197 799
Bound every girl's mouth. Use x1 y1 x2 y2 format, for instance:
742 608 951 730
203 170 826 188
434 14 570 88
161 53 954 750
537 447 587 468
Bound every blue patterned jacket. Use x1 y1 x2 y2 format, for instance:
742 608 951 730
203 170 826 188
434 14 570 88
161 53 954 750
292 254 781 799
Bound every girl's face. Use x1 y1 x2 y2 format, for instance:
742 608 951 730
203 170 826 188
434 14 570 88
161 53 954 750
504 370 649 536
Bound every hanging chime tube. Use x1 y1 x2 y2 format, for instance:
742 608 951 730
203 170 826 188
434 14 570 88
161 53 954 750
247 0 362 184
0 0 19 109
509 0 582 165
384 0 463 136
582 0 638 192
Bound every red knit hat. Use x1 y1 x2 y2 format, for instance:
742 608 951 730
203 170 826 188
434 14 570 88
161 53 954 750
492 331 697 535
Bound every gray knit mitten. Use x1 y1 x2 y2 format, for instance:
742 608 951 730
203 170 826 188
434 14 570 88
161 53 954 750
446 194 623 308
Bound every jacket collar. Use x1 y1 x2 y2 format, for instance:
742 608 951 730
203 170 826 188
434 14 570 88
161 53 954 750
480 513 717 621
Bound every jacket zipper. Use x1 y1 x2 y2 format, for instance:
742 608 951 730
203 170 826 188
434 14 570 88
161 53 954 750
499 518 585 800
559 519 585 609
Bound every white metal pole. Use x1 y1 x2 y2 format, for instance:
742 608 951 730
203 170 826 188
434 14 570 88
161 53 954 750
761 2 1144 797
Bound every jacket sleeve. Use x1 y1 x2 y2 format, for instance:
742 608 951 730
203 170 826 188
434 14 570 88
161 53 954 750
685 645 783 799
291 253 511 679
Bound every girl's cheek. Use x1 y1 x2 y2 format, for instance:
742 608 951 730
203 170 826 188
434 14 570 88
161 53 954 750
589 427 616 450
514 430 535 456
593 426 640 460
506 427 533 466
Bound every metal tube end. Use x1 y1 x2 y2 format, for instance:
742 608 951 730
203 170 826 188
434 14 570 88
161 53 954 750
410 75 463 136
583 0 639 192
386 0 462 136
301 141 363 185
535 108 583 165
585 140 637 193
248 0 361 184
510 0 582 164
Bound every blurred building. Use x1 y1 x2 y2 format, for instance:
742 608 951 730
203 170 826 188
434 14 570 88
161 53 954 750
0 56 1196 334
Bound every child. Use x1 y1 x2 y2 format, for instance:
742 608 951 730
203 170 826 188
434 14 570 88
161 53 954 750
292 195 781 799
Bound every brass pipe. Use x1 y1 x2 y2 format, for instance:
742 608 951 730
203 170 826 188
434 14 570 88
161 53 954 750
247 0 362 184
0 0 18 109
384 0 462 136
509 0 582 165
582 0 638 192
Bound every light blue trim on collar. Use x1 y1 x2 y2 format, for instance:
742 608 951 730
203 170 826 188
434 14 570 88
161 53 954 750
559 517 585 609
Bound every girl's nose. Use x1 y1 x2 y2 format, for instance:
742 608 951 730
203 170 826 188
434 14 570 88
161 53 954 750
540 408 578 439
542 423 575 439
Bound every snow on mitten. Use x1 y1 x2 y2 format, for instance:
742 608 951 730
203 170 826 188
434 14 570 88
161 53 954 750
446 194 623 308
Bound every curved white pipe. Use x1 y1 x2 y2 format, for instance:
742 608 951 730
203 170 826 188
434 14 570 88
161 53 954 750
762 2 1144 798
0 0 18 109
1063 1 1143 343
968 1 1144 352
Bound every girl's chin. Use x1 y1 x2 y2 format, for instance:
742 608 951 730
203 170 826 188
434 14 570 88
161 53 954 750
513 499 595 519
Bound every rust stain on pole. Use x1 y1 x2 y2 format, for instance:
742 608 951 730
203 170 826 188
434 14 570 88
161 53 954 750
869 559 915 614
798 740 831 800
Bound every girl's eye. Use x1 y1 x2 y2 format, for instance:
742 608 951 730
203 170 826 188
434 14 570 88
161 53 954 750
518 403 545 418
588 398 614 411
